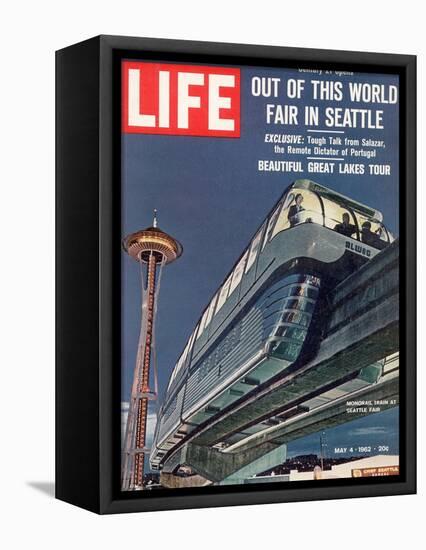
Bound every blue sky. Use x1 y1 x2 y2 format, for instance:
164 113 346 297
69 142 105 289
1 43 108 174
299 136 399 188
287 408 399 459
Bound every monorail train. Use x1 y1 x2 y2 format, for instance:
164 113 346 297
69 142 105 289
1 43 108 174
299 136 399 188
150 179 395 470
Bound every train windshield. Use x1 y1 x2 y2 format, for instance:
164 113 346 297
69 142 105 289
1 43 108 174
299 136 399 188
269 180 393 250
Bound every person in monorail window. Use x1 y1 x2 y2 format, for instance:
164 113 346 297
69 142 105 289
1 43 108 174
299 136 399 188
363 222 389 250
334 212 356 237
361 221 378 247
288 193 304 227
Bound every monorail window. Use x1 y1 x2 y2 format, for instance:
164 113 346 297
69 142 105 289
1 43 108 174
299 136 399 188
176 351 186 374
264 184 392 251
196 307 211 340
169 342 188 387
354 212 389 249
270 192 294 237
204 294 218 328
322 197 358 238
187 323 199 355
275 325 307 341
229 250 249 295
216 273 233 313
167 369 176 389
191 324 199 344
270 341 301 362
289 285 319 299
281 310 311 327
271 189 323 240
262 202 283 250
245 224 265 273
285 297 315 314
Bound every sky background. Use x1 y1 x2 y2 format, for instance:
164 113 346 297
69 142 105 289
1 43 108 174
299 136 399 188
121 63 400 465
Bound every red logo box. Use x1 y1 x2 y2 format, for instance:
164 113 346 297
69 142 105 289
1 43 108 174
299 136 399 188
122 61 240 137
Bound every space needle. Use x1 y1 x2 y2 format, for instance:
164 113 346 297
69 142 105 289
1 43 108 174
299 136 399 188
121 210 182 491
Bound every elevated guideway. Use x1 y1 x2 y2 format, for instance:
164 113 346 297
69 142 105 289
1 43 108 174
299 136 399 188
160 241 399 486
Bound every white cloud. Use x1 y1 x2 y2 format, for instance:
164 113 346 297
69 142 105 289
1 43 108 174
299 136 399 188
120 403 158 449
349 426 387 436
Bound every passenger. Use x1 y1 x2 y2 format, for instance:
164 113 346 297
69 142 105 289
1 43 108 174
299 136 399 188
374 226 389 250
334 212 356 237
288 194 304 227
361 221 379 247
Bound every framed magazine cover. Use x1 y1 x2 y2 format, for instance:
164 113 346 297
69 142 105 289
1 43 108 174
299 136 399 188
56 35 416 514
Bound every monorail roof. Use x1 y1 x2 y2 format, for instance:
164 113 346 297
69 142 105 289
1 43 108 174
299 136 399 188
291 179 383 222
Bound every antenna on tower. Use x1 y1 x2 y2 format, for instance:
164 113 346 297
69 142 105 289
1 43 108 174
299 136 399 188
153 209 158 228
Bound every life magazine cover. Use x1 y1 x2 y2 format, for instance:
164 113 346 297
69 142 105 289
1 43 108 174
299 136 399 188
120 60 399 491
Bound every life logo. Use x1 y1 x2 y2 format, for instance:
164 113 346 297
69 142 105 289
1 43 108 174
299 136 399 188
122 61 241 137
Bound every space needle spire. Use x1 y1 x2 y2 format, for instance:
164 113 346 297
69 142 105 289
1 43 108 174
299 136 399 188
121 213 182 491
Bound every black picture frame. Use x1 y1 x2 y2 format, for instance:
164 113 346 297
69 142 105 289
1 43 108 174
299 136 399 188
56 35 416 514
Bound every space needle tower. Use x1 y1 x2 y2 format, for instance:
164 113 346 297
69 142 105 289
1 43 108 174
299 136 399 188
121 210 182 491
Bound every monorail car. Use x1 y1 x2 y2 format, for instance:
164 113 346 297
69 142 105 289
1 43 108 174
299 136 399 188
150 179 394 470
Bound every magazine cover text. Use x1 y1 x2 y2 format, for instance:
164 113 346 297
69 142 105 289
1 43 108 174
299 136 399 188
120 60 399 491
